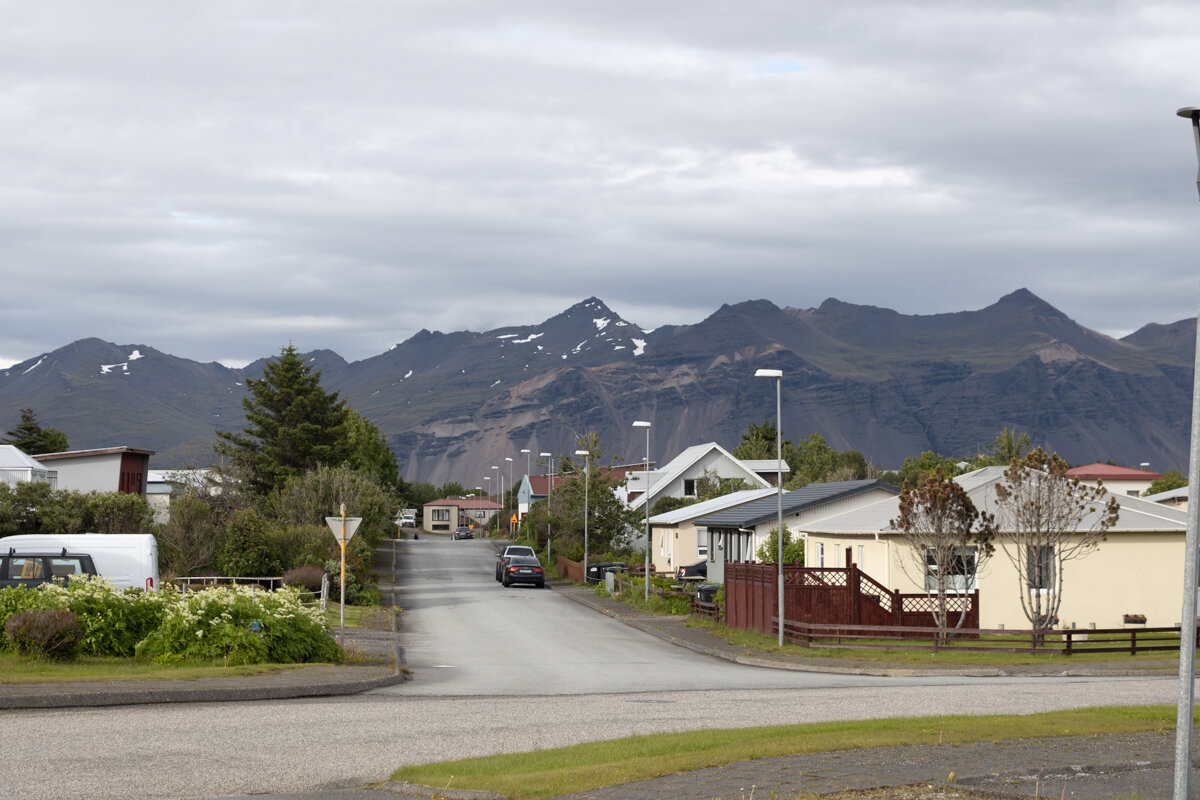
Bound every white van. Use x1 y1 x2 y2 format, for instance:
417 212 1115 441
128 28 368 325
0 533 159 591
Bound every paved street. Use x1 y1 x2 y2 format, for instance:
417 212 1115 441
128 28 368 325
0 537 1187 800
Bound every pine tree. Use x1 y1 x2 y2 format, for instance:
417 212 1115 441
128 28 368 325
2 408 69 454
215 345 351 495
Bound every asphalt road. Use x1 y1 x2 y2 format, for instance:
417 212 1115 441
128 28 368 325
0 537 1186 800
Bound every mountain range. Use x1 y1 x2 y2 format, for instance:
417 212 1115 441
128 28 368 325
1 290 1195 485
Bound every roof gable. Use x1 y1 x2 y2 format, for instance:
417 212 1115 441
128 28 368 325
696 479 899 528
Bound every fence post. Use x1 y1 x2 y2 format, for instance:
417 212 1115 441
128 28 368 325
849 561 860 626
893 588 902 626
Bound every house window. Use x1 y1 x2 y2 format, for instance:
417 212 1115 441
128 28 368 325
925 547 977 592
1026 545 1055 590
683 479 697 497
432 509 450 522
697 528 708 556
475 510 485 519
857 545 865 569
817 542 825 567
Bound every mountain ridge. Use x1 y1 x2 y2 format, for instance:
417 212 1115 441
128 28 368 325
1 291 1194 484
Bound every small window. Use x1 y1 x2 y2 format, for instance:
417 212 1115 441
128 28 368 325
432 508 450 522
697 528 708 556
857 545 865 569
817 542 825 567
15 558 44 580
683 479 697 497
1026 545 1055 589
925 547 977 592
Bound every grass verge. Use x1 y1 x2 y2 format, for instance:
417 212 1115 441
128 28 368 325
0 650 306 683
684 618 1180 669
391 705 1185 800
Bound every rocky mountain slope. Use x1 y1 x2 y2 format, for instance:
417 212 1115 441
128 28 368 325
1 291 1194 485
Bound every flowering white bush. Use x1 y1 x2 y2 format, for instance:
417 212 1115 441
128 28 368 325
0 579 341 664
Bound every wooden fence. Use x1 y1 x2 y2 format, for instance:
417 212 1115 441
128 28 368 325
723 561 979 635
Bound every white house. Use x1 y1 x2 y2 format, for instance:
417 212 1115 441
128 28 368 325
0 445 57 489
624 443 780 512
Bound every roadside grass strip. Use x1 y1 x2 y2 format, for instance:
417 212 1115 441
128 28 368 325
391 706 1184 800
687 619 1181 669
0 650 302 683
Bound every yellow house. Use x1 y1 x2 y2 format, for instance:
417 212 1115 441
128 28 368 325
648 488 778 575
800 467 1190 630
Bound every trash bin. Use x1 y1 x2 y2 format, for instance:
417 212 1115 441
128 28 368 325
586 561 614 584
696 584 719 604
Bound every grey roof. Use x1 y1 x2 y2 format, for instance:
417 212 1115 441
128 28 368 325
648 488 779 525
695 479 899 529
1143 485 1191 503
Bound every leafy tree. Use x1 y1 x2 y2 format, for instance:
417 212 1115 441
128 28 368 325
893 451 962 487
1146 470 1187 496
268 463 396 549
216 508 283 577
2 408 69 454
754 526 805 565
989 448 1120 632
890 466 995 629
344 409 399 489
694 468 754 501
156 491 218 576
215 345 351 495
526 434 641 560
88 492 155 533
733 420 866 488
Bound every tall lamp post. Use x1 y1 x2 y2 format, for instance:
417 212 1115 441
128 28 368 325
1173 105 1200 800
491 465 500 537
505 457 514 538
521 449 532 533
483 476 491 534
633 420 651 602
575 448 591 583
540 452 554 563
756 368 786 647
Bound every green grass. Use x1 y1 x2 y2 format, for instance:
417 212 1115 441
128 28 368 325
0 650 311 683
391 705 1185 799
685 618 1179 669
325 603 392 629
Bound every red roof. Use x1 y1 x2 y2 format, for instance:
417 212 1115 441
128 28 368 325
424 497 502 509
1066 463 1163 481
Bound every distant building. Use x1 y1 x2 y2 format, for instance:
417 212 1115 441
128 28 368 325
422 496 502 533
34 447 155 497
1066 463 1163 498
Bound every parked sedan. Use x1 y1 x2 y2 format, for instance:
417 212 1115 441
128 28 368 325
501 555 545 588
676 559 708 580
495 545 536 581
452 527 474 540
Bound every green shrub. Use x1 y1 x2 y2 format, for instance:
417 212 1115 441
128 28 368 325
217 508 283 577
282 564 326 593
5 608 82 660
135 585 340 665
38 577 170 656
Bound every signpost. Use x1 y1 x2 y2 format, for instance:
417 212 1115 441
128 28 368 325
324 503 361 646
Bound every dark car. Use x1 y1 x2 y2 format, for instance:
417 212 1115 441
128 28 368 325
676 559 707 580
452 527 474 540
0 551 97 588
495 545 536 581
501 555 545 588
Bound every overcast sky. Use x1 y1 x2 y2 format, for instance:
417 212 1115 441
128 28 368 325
3 1 1199 369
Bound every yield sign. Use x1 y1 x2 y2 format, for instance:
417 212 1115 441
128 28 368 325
325 516 362 543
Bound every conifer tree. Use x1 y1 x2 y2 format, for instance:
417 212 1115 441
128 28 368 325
2 408 69 454
215 345 351 495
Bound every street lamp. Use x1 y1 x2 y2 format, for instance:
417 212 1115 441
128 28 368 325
492 465 500 537
521 449 532 529
575 449 591 583
505 457 514 538
1172 105 1200 800
633 420 651 602
756 368 786 647
483 475 491 533
540 452 553 563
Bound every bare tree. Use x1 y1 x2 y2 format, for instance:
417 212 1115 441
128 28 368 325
890 466 995 629
989 448 1120 631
